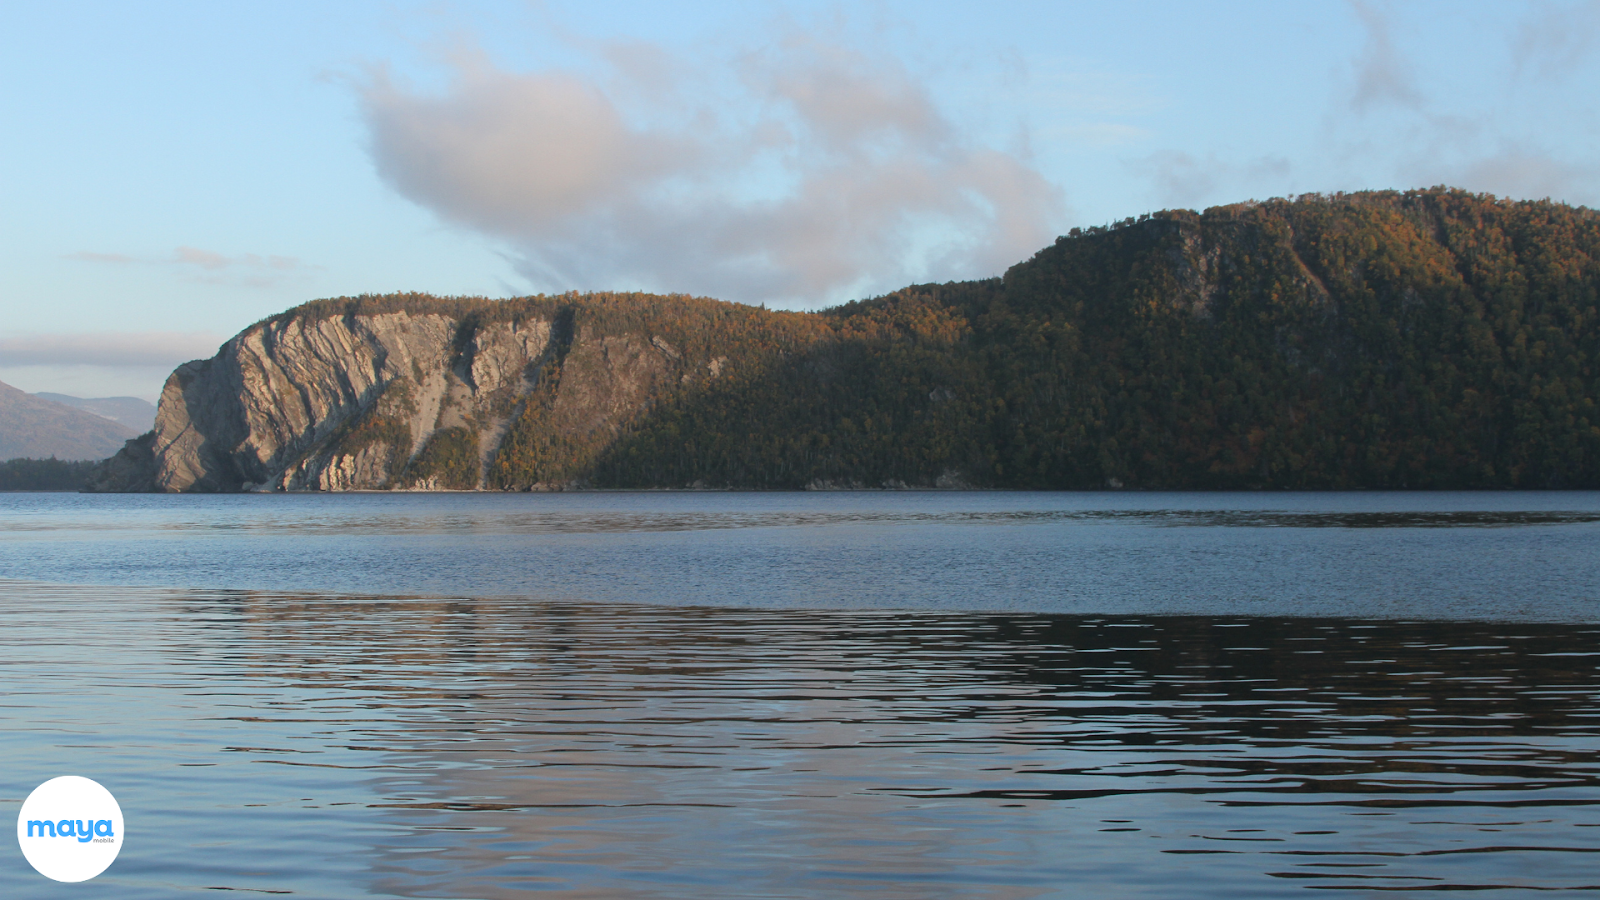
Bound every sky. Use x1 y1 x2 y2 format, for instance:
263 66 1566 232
1 0 1597 401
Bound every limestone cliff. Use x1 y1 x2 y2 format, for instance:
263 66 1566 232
87 293 779 492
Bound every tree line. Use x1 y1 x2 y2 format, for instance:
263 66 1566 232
0 457 99 491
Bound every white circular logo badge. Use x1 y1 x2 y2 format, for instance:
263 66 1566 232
16 776 124 882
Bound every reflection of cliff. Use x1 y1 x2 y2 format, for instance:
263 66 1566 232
210 590 1600 784
197 592 1600 897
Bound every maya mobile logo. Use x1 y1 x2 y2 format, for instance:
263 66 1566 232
16 776 124 882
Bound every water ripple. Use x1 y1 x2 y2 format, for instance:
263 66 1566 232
2 584 1598 897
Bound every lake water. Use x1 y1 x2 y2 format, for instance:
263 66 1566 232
1 491 1598 897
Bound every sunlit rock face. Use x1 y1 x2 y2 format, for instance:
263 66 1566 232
86 300 700 492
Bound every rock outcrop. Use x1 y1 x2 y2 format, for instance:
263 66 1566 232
87 295 741 492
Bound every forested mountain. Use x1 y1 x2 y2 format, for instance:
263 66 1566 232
618 187 1600 489
92 188 1600 492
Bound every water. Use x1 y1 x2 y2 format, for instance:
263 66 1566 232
1 491 1598 897
2 491 1598 617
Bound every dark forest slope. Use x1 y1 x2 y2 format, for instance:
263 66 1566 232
593 188 1600 489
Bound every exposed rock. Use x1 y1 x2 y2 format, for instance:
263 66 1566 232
90 302 686 492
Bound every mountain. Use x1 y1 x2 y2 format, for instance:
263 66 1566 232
0 380 137 461
33 393 157 434
89 188 1600 492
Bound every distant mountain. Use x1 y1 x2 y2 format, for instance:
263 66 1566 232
89 188 1600 491
33 392 156 434
0 380 136 461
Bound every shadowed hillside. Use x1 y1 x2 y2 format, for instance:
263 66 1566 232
590 188 1600 489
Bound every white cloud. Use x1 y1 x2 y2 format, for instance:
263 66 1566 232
356 29 1067 307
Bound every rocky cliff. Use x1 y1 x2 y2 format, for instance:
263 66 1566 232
88 293 781 492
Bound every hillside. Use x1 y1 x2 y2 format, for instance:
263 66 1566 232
34 392 156 433
90 188 1600 491
0 380 136 461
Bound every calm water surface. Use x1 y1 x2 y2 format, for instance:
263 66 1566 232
0 491 1597 897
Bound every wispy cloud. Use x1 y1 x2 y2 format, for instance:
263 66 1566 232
66 246 315 287
1126 151 1292 210
1426 144 1600 202
1348 0 1423 111
0 332 225 368
356 25 1067 307
1514 0 1600 79
64 251 139 265
172 246 303 273
1336 1 1600 205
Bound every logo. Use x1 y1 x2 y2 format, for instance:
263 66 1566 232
16 776 124 883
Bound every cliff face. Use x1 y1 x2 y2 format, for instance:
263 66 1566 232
88 301 715 492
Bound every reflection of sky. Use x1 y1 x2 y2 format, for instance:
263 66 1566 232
0 492 1598 619
7 586 1594 897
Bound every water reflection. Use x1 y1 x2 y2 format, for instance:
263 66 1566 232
4 505 1598 535
2 493 1598 620
4 586 1592 897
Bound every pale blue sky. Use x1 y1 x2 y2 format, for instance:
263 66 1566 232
2 0 1596 400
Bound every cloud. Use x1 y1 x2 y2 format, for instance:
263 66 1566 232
1431 145 1600 203
357 29 1067 307
1309 2 1599 208
171 246 304 276
0 332 225 368
67 246 314 287
1515 0 1600 79
1348 0 1423 111
64 251 138 265
1126 151 1293 210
